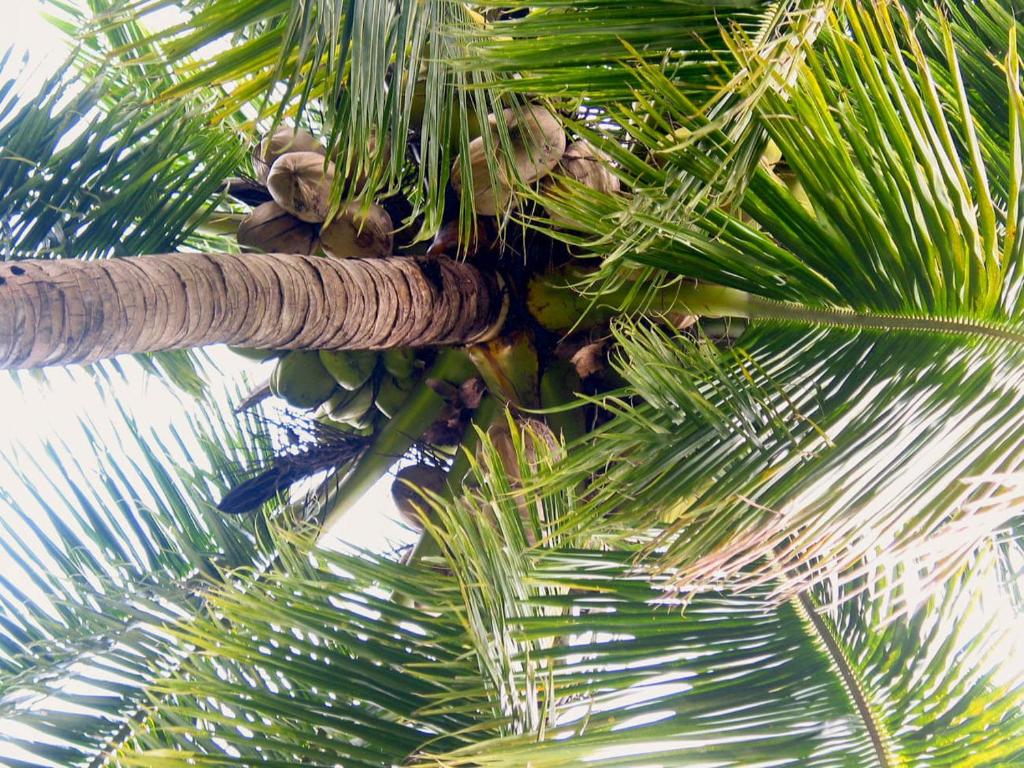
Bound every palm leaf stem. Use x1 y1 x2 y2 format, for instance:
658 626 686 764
795 590 894 768
534 273 1024 343
644 282 1024 342
744 294 1024 344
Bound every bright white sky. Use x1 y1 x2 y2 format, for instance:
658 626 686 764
8 0 63 83
0 0 411 596
4 2 1024 765
0 7 413 759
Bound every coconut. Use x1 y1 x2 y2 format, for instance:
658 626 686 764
253 126 324 184
558 140 619 192
501 106 566 184
320 201 394 259
391 464 448 530
237 201 320 254
453 136 511 216
266 151 335 223
543 140 620 226
452 104 565 215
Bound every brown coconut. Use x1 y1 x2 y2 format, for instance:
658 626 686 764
320 201 394 259
237 201 320 254
452 104 565 215
253 126 324 184
391 464 448 530
266 151 335 223
544 139 620 226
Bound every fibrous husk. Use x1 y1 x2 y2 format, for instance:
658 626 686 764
237 201 319 254
557 140 619 191
569 340 607 379
253 126 324 184
452 104 565 215
484 418 561 543
267 151 335 223
422 376 486 446
486 418 561 473
391 463 448 530
543 140 620 227
320 201 393 258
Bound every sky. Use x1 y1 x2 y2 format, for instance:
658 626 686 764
0 5 415 760
8 0 64 85
0 1 413 564
4 2 1024 764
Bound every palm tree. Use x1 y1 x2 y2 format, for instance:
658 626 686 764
4 0 1024 765
0 252 505 367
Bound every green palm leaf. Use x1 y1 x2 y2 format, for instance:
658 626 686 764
3 1 1023 764
0 55 244 261
60 0 508 232
458 0 818 104
553 320 1024 598
55 0 824 233
113 426 1024 767
533 0 1024 599
0 363 276 767
0 28 248 394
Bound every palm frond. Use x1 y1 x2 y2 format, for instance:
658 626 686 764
114 426 1024 767
809 555 1024 767
55 0 509 233
0 32 249 392
0 56 243 260
51 0 829 235
4 1 1024 765
457 0 784 98
541 0 1018 310
0 361 275 767
528 0 1024 600
548 320 1024 601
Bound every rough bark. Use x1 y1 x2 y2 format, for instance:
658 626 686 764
0 253 506 369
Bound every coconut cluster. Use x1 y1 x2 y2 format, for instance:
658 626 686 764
452 105 565 215
240 108 620 260
239 126 393 259
451 104 620 221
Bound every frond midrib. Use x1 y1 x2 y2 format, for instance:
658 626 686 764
750 296 1024 344
794 591 895 768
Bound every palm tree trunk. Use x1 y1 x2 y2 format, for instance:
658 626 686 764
0 253 506 369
